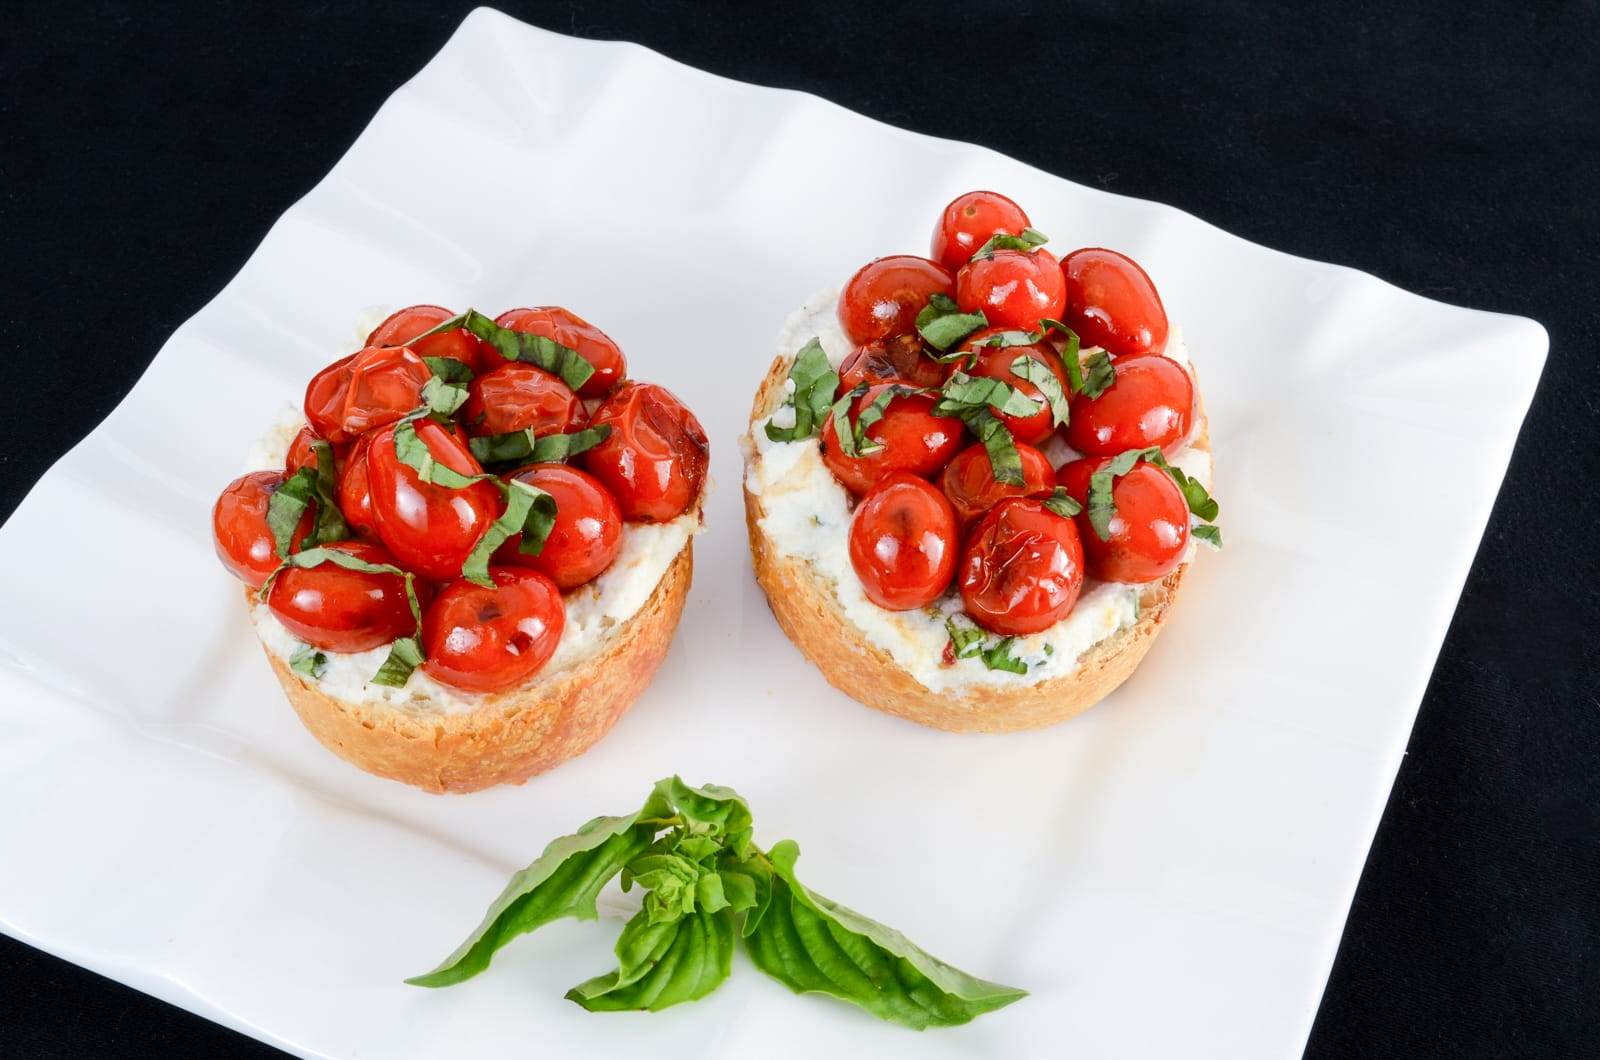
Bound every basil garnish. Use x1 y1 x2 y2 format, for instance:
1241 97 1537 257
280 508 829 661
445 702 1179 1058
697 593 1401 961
1192 523 1223 547
970 226 1049 261
944 615 1031 674
266 439 349 558
1032 320 1115 399
259 547 425 687
764 338 839 443
421 356 474 384
409 310 596 392
288 644 327 679
408 776 1025 1027
1087 447 1223 545
931 371 1042 487
469 424 612 468
1043 486 1082 518
1010 354 1070 427
914 293 987 351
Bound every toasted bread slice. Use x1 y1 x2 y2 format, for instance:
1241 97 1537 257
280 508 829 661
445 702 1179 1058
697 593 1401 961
743 353 1208 733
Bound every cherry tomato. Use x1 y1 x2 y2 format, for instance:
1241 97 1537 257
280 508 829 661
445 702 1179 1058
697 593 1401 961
931 190 1031 272
495 464 622 589
949 329 1070 443
366 304 487 372
837 333 945 394
1061 248 1169 358
284 426 323 474
848 472 958 610
955 247 1066 329
337 434 379 540
1063 353 1193 456
267 541 423 653
1056 457 1190 583
421 568 565 693
959 497 1085 636
583 382 708 522
365 419 502 581
491 307 626 398
213 470 309 588
303 345 431 444
461 362 587 438
820 384 966 496
837 255 954 345
940 441 1055 525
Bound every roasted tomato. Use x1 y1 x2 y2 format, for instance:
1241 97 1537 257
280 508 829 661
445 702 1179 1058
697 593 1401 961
1056 456 1190 583
959 497 1085 636
931 190 1031 271
266 541 423 653
955 247 1066 330
213 470 309 589
848 472 958 610
583 382 708 522
836 333 945 393
365 419 502 581
365 304 486 371
495 464 622 589
461 362 587 438
283 426 324 474
491 307 626 397
820 384 966 496
949 329 1071 444
940 441 1055 525
337 434 379 540
421 568 565 693
303 345 431 444
1061 248 1169 358
837 255 954 345
1064 353 1193 456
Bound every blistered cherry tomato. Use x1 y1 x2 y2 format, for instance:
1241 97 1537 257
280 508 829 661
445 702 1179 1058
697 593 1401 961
583 382 708 522
820 384 966 496
1064 354 1193 456
461 362 587 438
284 426 323 474
837 255 954 345
495 464 622 589
1061 248 1169 357
931 190 1031 271
959 497 1085 636
337 434 378 540
1056 457 1189 583
303 345 431 444
366 304 487 371
213 470 309 589
837 333 945 394
421 567 564 693
848 472 958 610
491 307 626 398
940 441 1055 525
955 247 1066 329
267 541 423 653
950 329 1070 443
366 419 502 581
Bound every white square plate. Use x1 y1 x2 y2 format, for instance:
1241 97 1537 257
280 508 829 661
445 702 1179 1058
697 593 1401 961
0 9 1546 1058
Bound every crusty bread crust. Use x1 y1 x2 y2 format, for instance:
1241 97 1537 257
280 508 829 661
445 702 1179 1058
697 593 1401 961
254 544 693 793
743 353 1209 733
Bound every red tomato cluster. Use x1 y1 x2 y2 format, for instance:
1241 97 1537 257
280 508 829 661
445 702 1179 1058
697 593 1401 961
827 192 1195 639
213 303 708 693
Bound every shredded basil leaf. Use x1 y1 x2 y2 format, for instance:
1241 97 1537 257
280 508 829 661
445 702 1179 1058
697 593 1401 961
914 293 987 351
422 356 475 384
469 424 612 468
1010 354 1069 427
461 478 557 588
970 226 1049 261
266 440 349 558
982 637 1028 674
1192 523 1223 547
944 615 1030 674
413 310 597 392
933 372 1042 421
825 383 868 458
258 546 426 686
371 637 424 688
393 417 487 489
1037 320 1114 399
1043 487 1082 518
764 339 839 443
845 385 923 456
288 644 327 679
965 408 1024 486
421 374 470 417
1085 447 1160 541
978 329 1039 348
1139 451 1224 544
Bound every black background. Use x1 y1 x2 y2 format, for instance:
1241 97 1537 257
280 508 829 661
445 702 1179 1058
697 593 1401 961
3 2 1596 1056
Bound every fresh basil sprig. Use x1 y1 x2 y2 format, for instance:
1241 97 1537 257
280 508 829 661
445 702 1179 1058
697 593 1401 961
915 293 987 351
408 777 1025 1028
266 439 349 558
407 309 596 392
258 546 425 687
970 226 1049 261
764 338 839 444
469 424 612 468
944 615 1030 674
1086 447 1223 546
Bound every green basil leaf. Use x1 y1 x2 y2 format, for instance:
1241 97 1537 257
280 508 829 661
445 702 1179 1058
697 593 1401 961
1085 447 1163 542
566 906 734 1012
460 478 556 588
978 329 1040 348
456 309 596 392
1043 486 1082 518
1192 523 1223 547
306 439 350 545
1144 453 1220 522
933 372 1042 421
266 468 317 559
420 374 469 418
846 384 922 456
655 776 756 858
981 637 1028 674
914 293 987 351
288 644 327 679
259 547 425 685
944 614 986 660
743 840 1027 1028
764 338 840 443
1078 350 1115 399
370 636 423 688
970 226 1049 261
963 408 1024 487
422 356 475 384
827 383 868 458
1010 354 1070 427
406 790 676 988
468 424 612 468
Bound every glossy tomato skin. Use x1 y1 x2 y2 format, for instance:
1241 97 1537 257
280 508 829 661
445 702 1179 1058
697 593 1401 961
266 541 423 653
848 472 958 610
495 464 622 589
950 329 1070 443
820 385 966 497
959 497 1085 636
366 304 487 371
213 470 308 588
940 441 1055 525
461 362 587 438
1056 457 1190 583
1064 353 1194 456
583 382 708 522
365 419 502 581
491 307 626 398
955 247 1066 330
284 426 324 474
837 255 954 346
837 333 945 394
337 434 379 540
931 190 1031 272
421 568 564 693
303 345 431 444
1061 248 1169 358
